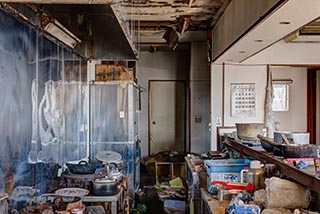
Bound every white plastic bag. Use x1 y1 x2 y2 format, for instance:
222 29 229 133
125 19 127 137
254 189 266 206
262 208 292 214
265 177 311 209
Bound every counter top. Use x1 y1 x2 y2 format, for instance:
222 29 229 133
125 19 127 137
201 188 229 214
226 138 320 192
185 156 205 173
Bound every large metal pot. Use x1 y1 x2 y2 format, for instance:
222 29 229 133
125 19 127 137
236 123 264 141
92 178 118 196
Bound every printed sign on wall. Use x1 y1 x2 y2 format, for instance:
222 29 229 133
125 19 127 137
231 83 256 118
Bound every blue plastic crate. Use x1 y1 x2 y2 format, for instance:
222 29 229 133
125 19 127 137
204 159 251 175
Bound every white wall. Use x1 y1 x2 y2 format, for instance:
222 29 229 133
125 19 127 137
211 63 267 150
211 64 308 150
136 51 189 157
271 66 308 132
224 65 267 126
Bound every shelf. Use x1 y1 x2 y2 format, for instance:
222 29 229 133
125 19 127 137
82 186 125 214
155 161 185 184
226 138 320 193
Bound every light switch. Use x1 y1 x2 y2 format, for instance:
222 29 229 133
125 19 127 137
119 111 125 118
80 124 87 132
216 117 222 126
195 116 202 123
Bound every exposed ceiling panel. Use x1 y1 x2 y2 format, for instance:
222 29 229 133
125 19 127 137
2 0 231 54
120 0 229 45
121 0 225 30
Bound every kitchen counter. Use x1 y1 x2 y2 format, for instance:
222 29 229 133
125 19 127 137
226 138 320 192
201 188 229 214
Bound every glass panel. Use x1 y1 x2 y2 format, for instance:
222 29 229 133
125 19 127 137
0 9 37 194
90 83 129 142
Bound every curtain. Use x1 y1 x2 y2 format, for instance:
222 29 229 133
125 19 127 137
264 66 275 138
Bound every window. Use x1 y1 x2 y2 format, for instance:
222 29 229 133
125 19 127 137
272 83 290 111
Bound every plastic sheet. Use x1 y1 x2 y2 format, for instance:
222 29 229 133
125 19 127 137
0 8 86 195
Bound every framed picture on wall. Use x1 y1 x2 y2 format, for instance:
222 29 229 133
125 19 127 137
231 83 256 118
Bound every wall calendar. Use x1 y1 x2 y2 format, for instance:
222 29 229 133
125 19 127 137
231 83 256 118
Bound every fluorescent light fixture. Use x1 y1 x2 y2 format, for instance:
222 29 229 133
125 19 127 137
44 19 81 48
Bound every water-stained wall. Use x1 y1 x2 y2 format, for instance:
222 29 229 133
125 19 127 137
0 8 87 198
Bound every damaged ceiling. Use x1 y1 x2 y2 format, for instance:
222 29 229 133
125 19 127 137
1 0 231 58
128 0 230 46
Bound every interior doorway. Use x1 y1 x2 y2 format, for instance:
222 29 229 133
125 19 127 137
148 80 186 155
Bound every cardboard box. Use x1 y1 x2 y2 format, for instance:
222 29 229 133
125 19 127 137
95 64 134 81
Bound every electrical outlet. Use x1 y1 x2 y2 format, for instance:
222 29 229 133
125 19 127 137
216 117 222 126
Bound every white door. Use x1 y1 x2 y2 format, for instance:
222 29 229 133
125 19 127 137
149 81 186 155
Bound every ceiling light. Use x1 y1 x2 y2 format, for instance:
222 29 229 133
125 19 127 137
279 21 291 25
42 14 81 49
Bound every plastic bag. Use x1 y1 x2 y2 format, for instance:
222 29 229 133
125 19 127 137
262 208 292 214
253 189 266 206
265 177 311 209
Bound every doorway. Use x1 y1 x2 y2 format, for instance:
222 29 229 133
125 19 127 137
148 80 186 155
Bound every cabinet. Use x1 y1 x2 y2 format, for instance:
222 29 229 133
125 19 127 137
89 81 140 197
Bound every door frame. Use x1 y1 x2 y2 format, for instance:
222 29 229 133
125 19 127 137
148 80 187 156
307 68 317 144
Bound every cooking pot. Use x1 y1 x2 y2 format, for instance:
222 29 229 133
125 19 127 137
111 171 123 182
236 123 264 141
66 160 103 174
92 178 118 196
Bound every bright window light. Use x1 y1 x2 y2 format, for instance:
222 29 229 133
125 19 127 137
272 83 289 111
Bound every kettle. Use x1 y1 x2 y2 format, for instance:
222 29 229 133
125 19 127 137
241 160 265 192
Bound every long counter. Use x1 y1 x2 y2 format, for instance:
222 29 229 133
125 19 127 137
226 138 320 193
